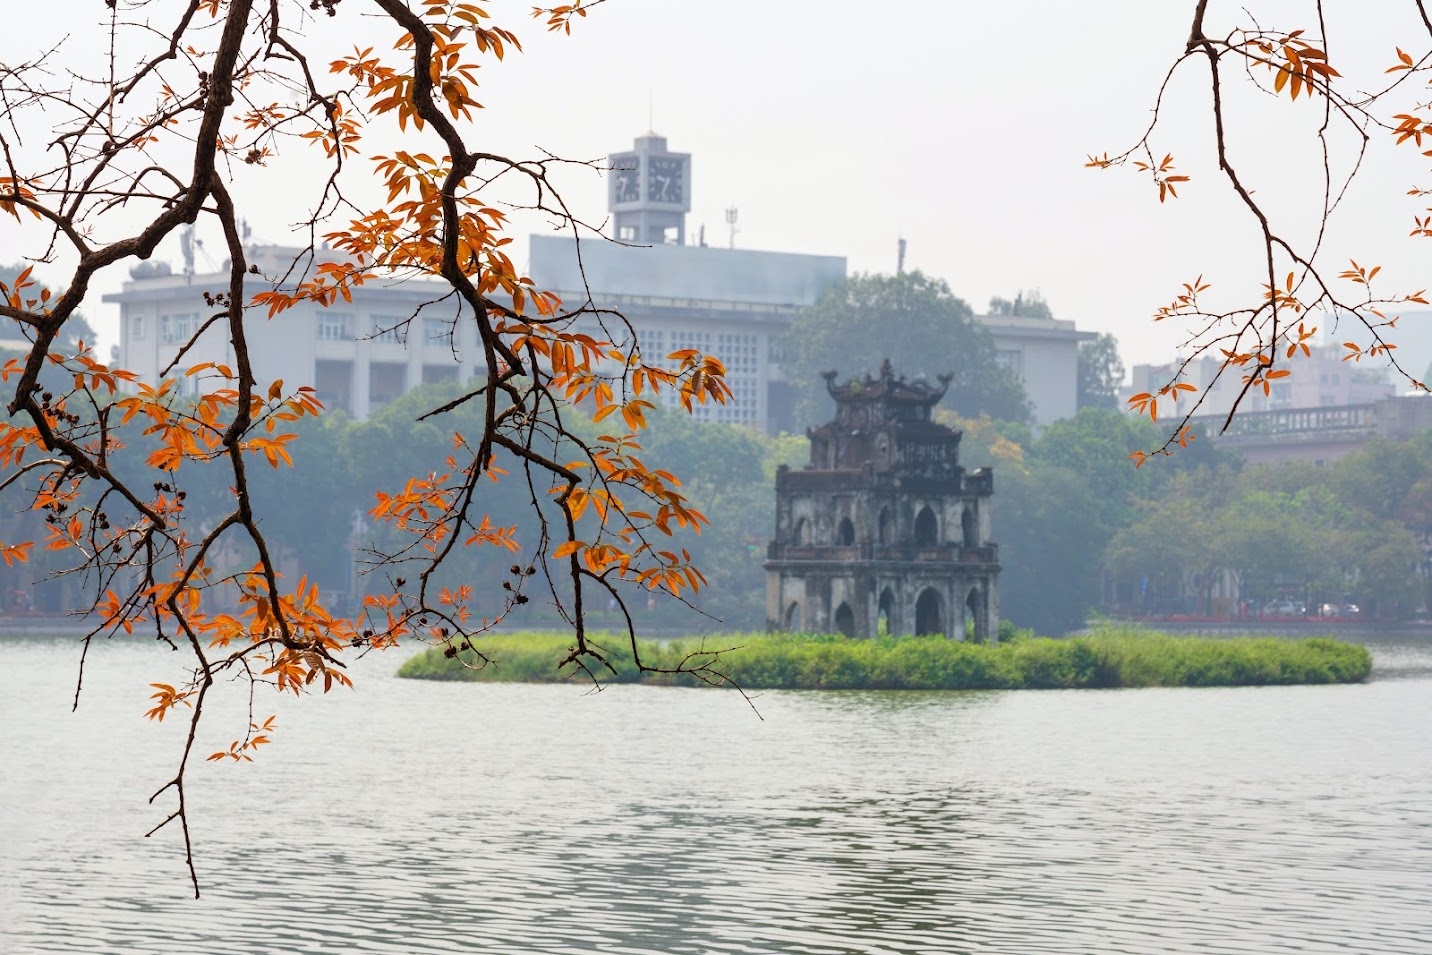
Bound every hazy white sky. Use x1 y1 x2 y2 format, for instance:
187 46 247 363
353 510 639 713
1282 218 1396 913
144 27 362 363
7 1 1432 370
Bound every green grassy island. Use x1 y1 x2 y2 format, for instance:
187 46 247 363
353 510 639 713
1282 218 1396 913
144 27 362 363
397 626 1372 690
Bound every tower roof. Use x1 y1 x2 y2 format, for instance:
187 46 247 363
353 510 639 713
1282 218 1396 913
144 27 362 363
823 359 952 414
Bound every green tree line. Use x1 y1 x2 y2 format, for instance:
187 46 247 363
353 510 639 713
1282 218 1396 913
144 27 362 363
7 266 1425 631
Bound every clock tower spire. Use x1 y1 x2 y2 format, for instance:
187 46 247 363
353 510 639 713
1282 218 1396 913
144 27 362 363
609 133 692 245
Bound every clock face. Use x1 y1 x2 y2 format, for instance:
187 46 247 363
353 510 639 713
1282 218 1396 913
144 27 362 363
612 160 639 204
647 156 685 204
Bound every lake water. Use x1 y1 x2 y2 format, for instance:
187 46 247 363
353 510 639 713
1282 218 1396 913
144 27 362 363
2 631 1430 954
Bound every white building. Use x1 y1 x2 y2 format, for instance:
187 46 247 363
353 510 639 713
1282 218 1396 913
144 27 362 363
530 132 846 433
106 133 845 431
106 246 481 419
975 312 1097 426
529 234 845 431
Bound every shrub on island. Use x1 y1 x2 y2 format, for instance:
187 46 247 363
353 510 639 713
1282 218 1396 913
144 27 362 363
397 626 1371 690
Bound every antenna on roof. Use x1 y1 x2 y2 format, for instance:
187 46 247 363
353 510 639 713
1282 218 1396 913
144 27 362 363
725 206 739 249
897 237 907 275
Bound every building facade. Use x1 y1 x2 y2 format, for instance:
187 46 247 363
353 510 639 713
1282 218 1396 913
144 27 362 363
975 312 1097 426
1188 395 1432 465
530 132 846 432
107 246 481 420
765 362 1000 641
1129 345 1396 423
529 233 844 430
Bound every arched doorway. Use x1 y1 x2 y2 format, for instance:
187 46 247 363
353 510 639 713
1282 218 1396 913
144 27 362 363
962 506 977 548
784 601 801 631
966 587 985 642
794 517 811 546
878 507 894 546
837 517 855 546
878 587 895 636
915 587 943 636
834 601 856 637
914 506 938 547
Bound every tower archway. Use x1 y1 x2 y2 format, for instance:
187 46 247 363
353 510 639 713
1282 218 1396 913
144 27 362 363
878 507 894 546
914 506 938 547
915 587 943 636
837 517 855 546
834 601 856 637
962 506 977 548
878 587 896 635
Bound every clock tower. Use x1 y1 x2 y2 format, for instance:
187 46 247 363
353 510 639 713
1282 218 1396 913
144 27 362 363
609 133 692 245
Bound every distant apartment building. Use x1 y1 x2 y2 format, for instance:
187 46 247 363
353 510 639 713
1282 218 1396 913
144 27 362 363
1129 345 1396 422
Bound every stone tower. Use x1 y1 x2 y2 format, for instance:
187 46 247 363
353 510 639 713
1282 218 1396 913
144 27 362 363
764 361 1000 641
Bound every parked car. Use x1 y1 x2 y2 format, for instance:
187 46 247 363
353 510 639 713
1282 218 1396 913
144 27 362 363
1263 599 1299 616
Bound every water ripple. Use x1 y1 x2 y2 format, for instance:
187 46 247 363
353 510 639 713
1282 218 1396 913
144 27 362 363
3 637 1432 953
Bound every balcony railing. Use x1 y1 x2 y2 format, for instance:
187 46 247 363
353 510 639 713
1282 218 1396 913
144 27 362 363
767 541 998 564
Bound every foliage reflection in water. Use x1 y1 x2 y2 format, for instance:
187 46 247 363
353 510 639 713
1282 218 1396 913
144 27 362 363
2 633 1430 954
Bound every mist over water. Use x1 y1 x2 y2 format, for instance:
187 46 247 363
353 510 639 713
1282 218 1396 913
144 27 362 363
3 633 1430 954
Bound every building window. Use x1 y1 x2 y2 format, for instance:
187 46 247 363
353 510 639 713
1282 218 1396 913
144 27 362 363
315 359 353 416
715 332 761 425
317 311 354 342
639 328 666 363
130 316 146 340
424 317 451 346
671 329 712 350
422 364 458 385
370 316 407 345
369 361 406 410
159 313 195 344
995 349 1022 374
